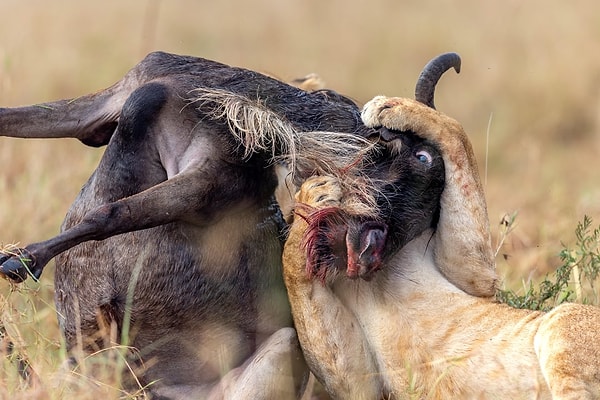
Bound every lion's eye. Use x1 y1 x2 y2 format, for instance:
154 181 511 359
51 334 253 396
415 150 433 164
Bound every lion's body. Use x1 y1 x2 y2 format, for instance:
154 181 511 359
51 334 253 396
332 232 599 399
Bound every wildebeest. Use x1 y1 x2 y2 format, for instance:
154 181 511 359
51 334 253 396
0 51 374 398
0 51 495 398
283 93 600 399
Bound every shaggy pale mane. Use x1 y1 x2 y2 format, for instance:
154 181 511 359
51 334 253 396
190 87 382 216
286 132 380 216
190 87 297 160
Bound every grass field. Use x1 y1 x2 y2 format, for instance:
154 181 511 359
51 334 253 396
1 0 599 398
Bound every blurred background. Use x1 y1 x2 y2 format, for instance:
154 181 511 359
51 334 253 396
0 0 599 382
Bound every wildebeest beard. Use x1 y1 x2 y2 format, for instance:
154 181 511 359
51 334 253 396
298 131 446 282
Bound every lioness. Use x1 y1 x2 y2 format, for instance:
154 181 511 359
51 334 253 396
283 96 600 399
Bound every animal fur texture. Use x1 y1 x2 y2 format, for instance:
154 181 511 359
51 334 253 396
0 51 377 399
283 96 600 399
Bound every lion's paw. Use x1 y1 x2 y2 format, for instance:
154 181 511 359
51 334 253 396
361 96 422 132
296 176 342 208
361 95 464 149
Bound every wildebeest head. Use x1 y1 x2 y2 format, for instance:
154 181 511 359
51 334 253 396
299 52 498 297
299 131 445 281
297 53 462 281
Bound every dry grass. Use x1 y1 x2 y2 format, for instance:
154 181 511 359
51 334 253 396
1 0 599 397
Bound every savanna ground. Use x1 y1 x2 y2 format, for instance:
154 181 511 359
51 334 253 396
0 0 599 398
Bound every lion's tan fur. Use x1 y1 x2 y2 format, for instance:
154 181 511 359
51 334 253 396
283 97 600 399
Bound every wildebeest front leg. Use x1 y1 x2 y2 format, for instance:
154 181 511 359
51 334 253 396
283 176 382 400
0 168 216 282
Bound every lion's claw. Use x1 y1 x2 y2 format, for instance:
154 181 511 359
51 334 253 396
297 176 342 208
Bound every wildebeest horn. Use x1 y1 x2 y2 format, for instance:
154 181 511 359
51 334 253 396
414 52 461 109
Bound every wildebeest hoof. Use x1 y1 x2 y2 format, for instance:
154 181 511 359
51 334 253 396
0 250 36 283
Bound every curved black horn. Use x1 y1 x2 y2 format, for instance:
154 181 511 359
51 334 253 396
415 52 461 109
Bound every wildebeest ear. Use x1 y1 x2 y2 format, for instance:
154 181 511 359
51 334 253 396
362 96 498 298
289 73 326 92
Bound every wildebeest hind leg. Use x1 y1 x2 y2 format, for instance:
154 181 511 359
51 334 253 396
0 167 219 282
0 72 144 146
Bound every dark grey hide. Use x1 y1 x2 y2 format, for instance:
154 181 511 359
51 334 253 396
0 51 373 399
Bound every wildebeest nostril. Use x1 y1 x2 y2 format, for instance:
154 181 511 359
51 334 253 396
346 221 388 279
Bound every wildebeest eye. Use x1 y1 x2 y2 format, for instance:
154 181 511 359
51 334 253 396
415 149 433 165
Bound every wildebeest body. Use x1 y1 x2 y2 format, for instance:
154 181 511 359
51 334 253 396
56 58 295 393
0 51 373 398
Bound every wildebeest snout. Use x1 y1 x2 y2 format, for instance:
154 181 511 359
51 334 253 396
346 221 388 279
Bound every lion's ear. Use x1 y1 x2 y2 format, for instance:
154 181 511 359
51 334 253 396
362 97 498 298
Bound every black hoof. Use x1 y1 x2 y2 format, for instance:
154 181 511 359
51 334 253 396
0 255 33 283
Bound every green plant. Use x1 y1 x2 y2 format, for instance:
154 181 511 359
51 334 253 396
497 215 600 310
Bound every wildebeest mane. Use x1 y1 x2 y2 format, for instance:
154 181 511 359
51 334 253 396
189 85 377 190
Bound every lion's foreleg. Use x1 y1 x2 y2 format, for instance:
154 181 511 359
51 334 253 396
362 96 498 298
283 176 382 400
